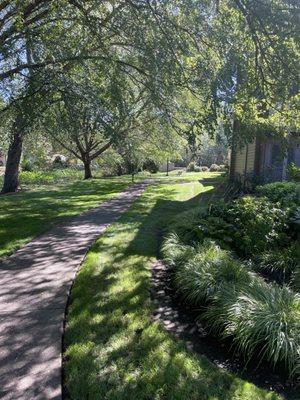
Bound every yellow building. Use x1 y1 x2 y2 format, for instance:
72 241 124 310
230 134 300 184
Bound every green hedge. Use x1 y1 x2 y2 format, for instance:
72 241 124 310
256 181 300 208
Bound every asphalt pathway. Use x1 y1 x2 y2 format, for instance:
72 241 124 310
0 181 149 400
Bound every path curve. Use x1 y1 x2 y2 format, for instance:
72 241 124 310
0 182 149 400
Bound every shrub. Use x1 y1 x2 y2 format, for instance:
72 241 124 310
200 166 209 172
194 165 202 172
186 161 196 172
166 207 208 245
292 268 300 293
167 197 289 257
194 197 289 256
225 196 289 256
209 163 220 172
21 159 35 172
291 206 300 235
194 214 235 249
256 182 300 208
19 171 55 185
52 154 68 168
19 169 82 185
288 162 300 182
143 159 159 174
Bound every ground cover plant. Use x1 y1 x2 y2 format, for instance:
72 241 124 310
64 173 282 400
162 181 300 386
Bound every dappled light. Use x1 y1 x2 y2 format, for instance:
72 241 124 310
0 177 134 258
64 175 281 400
0 182 148 399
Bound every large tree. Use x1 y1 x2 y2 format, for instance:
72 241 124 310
1 0 299 192
1 0 195 192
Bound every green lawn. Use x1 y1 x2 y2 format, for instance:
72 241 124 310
0 173 135 258
64 173 281 400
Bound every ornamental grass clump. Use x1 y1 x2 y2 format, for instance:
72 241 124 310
163 234 300 381
253 242 300 284
225 281 300 379
174 240 250 305
161 232 195 269
164 207 207 245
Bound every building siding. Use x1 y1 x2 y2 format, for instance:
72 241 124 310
246 141 256 173
233 139 256 177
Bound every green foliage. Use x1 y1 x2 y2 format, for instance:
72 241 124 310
163 182 300 382
174 240 250 304
256 182 300 208
18 169 82 185
253 242 300 284
195 131 228 166
164 234 300 381
187 163 211 173
195 213 235 249
161 232 196 270
292 268 300 293
165 207 208 245
96 148 124 177
143 159 159 174
52 155 68 169
225 196 288 256
64 176 280 399
186 161 196 172
291 206 300 233
288 163 300 182
23 133 52 169
209 164 221 172
192 197 289 256
223 282 300 378
21 159 35 172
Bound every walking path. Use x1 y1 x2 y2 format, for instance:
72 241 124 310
0 182 149 400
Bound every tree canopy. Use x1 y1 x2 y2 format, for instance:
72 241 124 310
0 0 299 191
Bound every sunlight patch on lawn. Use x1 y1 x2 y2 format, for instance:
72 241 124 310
64 175 282 400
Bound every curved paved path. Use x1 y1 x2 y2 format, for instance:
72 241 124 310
0 182 149 400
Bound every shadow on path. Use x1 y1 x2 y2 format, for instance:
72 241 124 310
0 182 149 400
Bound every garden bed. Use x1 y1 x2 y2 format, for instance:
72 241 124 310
151 259 298 400
160 181 300 398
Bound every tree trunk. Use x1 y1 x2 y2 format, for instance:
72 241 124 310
1 118 24 194
84 160 92 179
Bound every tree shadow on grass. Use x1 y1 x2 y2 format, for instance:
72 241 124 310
0 178 131 258
64 177 281 400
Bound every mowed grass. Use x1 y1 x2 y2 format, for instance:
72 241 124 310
64 173 281 400
0 173 136 258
